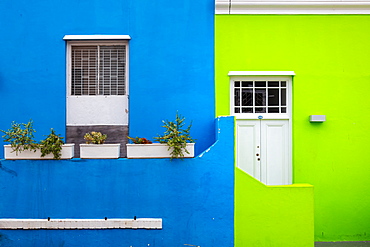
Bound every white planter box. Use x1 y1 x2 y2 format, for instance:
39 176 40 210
126 143 195 159
79 144 120 159
4 144 75 160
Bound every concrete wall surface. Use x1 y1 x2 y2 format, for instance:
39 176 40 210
0 0 215 158
215 15 370 242
235 168 314 247
0 117 234 246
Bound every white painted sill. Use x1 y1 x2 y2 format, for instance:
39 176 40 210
0 218 162 230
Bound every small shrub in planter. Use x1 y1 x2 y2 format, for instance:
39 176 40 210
1 120 38 155
154 112 195 160
126 113 195 159
80 131 120 159
127 136 152 144
1 120 74 160
84 131 107 144
40 129 65 160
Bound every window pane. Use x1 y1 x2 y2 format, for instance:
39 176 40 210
268 107 279 113
268 81 279 87
255 81 266 87
242 89 253 106
268 89 279 106
234 81 240 87
242 108 253 113
234 89 240 106
255 89 266 106
281 81 286 87
242 81 253 87
99 45 126 95
281 107 287 113
281 89 286 106
71 46 98 96
255 107 266 113
235 107 240 113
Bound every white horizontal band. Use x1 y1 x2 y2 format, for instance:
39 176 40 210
216 0 370 14
228 71 295 76
0 218 162 230
63 35 131 40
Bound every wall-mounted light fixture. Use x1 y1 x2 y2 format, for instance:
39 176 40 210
310 115 326 122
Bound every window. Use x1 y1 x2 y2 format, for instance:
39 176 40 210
233 79 287 114
229 72 294 118
71 44 126 96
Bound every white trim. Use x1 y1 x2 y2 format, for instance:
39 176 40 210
229 71 295 76
216 0 370 14
65 40 129 125
63 35 131 40
0 218 162 230
229 75 293 119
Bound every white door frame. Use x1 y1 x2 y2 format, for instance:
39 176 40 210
231 73 293 185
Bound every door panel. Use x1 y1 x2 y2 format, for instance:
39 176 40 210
237 119 291 185
236 121 261 180
261 120 290 185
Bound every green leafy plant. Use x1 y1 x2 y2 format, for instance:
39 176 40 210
39 129 64 160
0 120 38 154
154 112 195 160
127 136 152 144
84 131 107 144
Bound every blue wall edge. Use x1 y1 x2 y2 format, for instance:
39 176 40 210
0 117 234 247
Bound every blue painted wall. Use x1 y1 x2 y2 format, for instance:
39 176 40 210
0 0 215 157
0 117 234 246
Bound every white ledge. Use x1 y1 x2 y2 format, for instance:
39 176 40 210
216 0 370 14
228 71 295 76
63 35 131 40
0 218 162 230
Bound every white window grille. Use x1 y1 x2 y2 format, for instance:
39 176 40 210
233 80 287 114
71 44 126 96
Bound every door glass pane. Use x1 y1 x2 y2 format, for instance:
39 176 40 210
268 107 279 113
242 89 253 106
242 108 253 113
281 89 286 106
268 81 279 87
242 81 253 87
255 81 266 87
255 89 266 106
255 107 266 113
235 88 240 106
268 89 279 106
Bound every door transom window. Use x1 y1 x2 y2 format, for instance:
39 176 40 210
233 80 287 114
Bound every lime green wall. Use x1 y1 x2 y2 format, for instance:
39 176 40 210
235 168 314 247
216 15 370 242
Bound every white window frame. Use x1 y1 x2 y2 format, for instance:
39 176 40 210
66 40 129 97
229 72 294 120
64 36 130 126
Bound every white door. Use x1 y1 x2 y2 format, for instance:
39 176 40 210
236 119 291 185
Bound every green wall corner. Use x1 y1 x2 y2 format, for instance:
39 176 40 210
235 168 314 247
216 15 370 242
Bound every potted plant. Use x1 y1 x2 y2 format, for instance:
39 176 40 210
126 112 195 159
80 131 120 159
39 129 75 160
1 120 74 160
